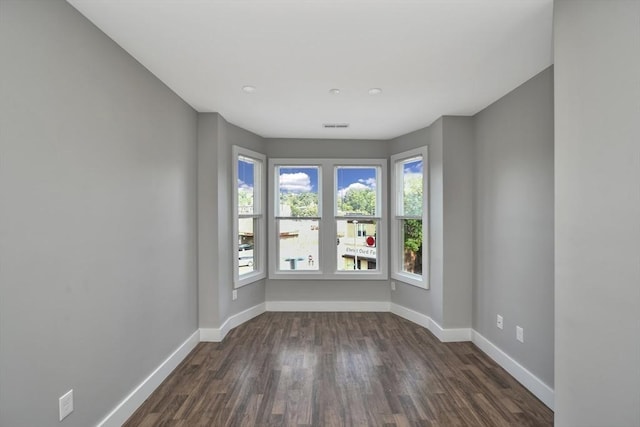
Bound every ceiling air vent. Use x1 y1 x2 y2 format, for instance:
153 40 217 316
323 123 350 129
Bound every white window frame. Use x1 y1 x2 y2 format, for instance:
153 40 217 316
232 146 267 288
268 158 387 280
390 147 429 289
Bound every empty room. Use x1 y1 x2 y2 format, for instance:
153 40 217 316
1 0 638 426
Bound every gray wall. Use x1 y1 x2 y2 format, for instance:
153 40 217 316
442 117 474 329
554 1 640 425
197 114 222 328
0 1 198 426
473 67 554 388
266 138 390 302
198 114 266 328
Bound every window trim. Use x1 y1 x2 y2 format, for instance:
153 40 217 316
232 145 267 288
390 147 429 289
268 158 387 280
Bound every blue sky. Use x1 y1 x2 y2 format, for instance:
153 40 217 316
277 166 378 195
404 158 423 174
336 167 377 196
238 158 255 189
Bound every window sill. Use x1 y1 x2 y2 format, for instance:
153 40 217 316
391 271 428 289
269 271 388 281
235 271 266 289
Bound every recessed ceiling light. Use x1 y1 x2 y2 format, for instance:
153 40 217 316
368 88 382 96
329 88 341 95
242 85 256 93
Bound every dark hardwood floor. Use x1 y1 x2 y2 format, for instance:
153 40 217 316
124 312 553 426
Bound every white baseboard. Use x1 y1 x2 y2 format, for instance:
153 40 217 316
390 303 431 329
266 300 391 312
199 327 223 342
428 320 473 342
472 330 555 410
96 330 200 427
200 302 266 342
390 303 472 342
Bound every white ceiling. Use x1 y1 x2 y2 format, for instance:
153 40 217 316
66 0 553 140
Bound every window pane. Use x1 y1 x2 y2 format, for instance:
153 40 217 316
238 218 255 275
336 167 377 216
278 167 319 217
277 219 319 270
401 219 422 275
336 219 377 271
402 157 423 216
238 156 255 215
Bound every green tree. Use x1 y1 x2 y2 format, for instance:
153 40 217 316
403 219 423 274
238 188 253 211
402 174 423 274
339 188 376 215
281 192 318 217
403 174 422 216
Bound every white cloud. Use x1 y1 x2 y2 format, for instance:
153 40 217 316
279 172 312 193
237 179 253 191
358 177 377 188
338 182 371 198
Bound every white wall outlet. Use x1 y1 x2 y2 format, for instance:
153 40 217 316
516 326 524 343
232 290 237 301
390 281 396 291
59 389 73 421
496 314 503 329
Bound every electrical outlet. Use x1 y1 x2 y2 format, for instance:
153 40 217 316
59 389 73 421
516 326 524 343
232 290 237 301
496 314 503 330
390 281 396 291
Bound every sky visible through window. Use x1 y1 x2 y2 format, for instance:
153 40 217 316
336 167 377 197
404 158 422 175
276 167 378 194
238 158 254 190
278 167 318 193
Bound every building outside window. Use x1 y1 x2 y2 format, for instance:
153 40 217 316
335 166 380 271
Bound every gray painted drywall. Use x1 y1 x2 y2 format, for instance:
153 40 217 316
442 117 474 329
554 1 640 425
0 1 198 426
266 280 389 302
267 138 388 159
198 113 266 328
474 67 554 388
265 138 390 301
197 114 222 328
388 122 444 325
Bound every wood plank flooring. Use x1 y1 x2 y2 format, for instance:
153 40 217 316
124 312 553 426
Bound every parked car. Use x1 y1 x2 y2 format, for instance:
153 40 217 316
238 244 254 267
